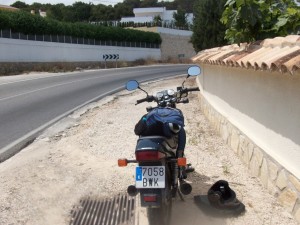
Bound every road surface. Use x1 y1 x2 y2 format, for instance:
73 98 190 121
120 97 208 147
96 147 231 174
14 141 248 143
0 64 191 161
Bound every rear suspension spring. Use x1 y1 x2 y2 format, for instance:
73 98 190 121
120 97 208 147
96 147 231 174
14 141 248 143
171 161 178 188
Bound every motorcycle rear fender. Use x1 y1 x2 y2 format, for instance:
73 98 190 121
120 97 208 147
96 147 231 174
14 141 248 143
140 189 163 207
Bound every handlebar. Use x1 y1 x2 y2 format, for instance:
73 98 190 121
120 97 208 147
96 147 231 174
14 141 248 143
180 87 200 94
135 86 200 105
184 87 200 92
136 95 155 105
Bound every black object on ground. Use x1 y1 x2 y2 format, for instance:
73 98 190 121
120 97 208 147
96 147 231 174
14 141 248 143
194 180 245 217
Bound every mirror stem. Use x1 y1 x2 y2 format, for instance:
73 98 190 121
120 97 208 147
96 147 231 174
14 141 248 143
182 79 186 88
138 87 149 96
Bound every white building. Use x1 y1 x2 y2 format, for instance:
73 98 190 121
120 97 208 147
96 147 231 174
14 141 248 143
120 7 193 26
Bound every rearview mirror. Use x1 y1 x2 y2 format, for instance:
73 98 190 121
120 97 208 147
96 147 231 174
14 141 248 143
187 66 201 76
126 80 139 91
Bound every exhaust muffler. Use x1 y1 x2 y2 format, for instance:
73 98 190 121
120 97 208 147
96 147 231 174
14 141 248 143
179 180 192 195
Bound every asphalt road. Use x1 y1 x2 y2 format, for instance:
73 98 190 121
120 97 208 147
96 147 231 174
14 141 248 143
0 64 191 161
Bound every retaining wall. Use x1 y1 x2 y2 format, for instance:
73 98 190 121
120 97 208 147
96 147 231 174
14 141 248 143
129 27 196 60
196 65 300 222
0 38 161 62
160 33 196 61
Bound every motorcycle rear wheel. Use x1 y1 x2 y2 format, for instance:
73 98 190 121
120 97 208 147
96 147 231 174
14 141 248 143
147 199 172 225
147 164 173 225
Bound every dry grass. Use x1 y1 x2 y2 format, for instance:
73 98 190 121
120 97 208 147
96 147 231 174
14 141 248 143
0 58 193 76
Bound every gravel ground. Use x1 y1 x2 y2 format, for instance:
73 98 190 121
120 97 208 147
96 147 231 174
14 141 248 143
0 77 298 225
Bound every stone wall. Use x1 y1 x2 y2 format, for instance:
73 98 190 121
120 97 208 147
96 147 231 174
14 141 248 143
129 27 196 61
197 91 300 223
160 33 196 61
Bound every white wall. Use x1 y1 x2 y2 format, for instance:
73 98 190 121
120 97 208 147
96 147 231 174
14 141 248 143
125 7 194 26
198 64 300 179
0 38 161 62
162 10 176 21
186 13 193 25
133 7 164 14
120 16 153 23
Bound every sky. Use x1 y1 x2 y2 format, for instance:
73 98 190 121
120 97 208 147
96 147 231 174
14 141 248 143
1 0 124 6
1 0 298 7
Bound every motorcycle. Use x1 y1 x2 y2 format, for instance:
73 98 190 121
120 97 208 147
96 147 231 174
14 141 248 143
118 66 201 225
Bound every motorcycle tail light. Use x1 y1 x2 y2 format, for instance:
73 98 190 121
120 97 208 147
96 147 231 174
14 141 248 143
143 194 157 202
118 159 128 167
136 150 164 161
177 157 187 166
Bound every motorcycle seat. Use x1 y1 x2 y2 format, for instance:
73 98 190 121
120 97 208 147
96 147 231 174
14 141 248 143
136 136 177 156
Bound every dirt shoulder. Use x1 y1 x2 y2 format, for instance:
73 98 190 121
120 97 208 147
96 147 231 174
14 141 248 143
0 77 298 225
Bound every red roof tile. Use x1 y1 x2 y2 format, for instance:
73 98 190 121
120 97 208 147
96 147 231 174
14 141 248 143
192 35 300 75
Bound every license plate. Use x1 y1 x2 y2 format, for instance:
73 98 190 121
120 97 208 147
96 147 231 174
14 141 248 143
135 166 165 188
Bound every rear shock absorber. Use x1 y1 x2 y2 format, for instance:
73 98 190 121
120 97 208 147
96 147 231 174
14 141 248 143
171 161 179 189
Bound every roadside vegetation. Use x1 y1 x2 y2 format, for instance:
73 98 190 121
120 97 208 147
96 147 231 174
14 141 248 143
0 10 161 44
10 0 195 22
9 0 195 30
6 0 299 52
1 0 299 75
192 0 300 51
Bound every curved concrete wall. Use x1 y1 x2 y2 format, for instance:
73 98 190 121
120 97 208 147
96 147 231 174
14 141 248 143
198 65 300 179
197 64 300 220
0 38 161 62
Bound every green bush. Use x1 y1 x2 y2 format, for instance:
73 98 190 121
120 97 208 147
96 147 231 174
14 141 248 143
0 10 161 44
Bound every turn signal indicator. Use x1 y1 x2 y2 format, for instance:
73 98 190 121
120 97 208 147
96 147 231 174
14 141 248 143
177 157 187 166
118 159 128 167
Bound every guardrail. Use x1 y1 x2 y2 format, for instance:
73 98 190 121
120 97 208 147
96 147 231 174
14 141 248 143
0 29 160 49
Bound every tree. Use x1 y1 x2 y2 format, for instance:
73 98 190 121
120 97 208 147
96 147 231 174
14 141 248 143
176 0 196 13
220 0 300 44
153 15 162 26
46 4 65 21
72 1 92 22
173 7 187 29
11 1 28 9
114 3 134 20
62 6 76 22
90 4 110 21
104 5 116 20
191 0 227 52
140 0 158 8
30 2 43 13
123 0 141 8
157 0 176 10
273 1 300 35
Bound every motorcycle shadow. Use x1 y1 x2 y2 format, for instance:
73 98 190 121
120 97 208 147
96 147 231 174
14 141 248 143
170 171 229 225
